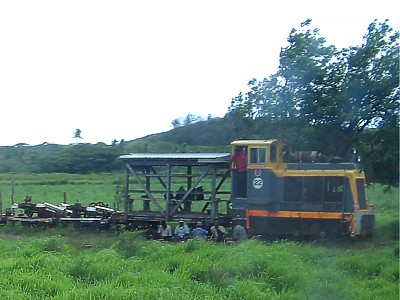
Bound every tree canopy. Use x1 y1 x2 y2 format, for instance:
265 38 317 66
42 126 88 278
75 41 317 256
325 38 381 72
228 19 399 185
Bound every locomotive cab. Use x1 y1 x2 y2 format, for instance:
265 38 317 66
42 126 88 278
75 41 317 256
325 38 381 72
230 139 288 207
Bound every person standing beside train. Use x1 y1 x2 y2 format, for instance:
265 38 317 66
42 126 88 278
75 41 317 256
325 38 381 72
230 147 248 198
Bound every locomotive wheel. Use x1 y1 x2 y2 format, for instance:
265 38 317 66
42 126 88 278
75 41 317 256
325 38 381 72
318 230 327 240
311 223 328 240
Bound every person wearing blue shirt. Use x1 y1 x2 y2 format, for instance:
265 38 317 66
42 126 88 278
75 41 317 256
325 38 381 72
191 221 208 240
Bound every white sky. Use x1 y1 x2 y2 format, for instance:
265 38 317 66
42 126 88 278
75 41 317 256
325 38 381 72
0 1 397 146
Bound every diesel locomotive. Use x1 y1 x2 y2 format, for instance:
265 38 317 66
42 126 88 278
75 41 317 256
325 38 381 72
229 140 375 238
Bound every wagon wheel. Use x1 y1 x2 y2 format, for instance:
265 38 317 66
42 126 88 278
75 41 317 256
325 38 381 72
89 202 97 207
96 201 105 207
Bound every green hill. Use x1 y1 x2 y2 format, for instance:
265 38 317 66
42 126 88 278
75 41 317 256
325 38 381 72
0 115 398 187
122 117 235 153
0 117 236 174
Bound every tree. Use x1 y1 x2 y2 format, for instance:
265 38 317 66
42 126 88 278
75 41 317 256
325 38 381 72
228 19 399 185
171 118 182 129
228 20 344 148
73 129 83 140
341 21 399 129
360 126 399 186
171 113 204 129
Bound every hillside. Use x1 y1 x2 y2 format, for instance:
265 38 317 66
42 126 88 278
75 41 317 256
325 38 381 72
0 115 398 187
123 117 236 153
0 117 236 174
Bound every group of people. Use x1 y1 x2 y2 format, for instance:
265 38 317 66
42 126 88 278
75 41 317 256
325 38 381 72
147 146 249 243
156 219 247 243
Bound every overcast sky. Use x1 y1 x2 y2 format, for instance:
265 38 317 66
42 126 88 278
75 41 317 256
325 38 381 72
0 1 397 146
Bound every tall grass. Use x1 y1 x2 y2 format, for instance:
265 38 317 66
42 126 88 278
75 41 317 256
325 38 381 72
368 184 399 241
0 174 398 299
0 228 398 299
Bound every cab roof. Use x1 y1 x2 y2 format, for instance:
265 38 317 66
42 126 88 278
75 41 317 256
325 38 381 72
230 139 285 146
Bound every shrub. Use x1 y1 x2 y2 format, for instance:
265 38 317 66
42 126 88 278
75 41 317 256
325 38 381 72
113 231 147 258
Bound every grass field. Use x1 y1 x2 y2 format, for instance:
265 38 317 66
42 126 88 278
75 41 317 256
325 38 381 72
0 173 124 213
0 173 398 299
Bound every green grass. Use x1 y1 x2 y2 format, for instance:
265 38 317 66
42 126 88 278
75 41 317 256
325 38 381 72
0 172 231 214
0 174 398 299
0 230 397 299
367 184 399 241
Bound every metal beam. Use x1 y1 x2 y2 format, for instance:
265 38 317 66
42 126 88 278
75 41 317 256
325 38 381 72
149 166 168 189
215 168 231 194
168 165 212 216
126 163 166 217
210 165 217 222
124 167 129 218
165 164 172 221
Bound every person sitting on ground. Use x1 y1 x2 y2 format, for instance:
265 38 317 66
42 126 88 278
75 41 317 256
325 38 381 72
158 220 172 241
232 222 248 242
210 220 228 242
144 222 159 240
173 220 190 242
191 221 208 240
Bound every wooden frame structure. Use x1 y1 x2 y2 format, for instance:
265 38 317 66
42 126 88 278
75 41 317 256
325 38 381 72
119 153 232 226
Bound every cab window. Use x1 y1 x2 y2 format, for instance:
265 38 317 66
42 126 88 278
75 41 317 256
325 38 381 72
270 144 277 162
356 178 367 209
282 146 289 163
250 147 267 164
